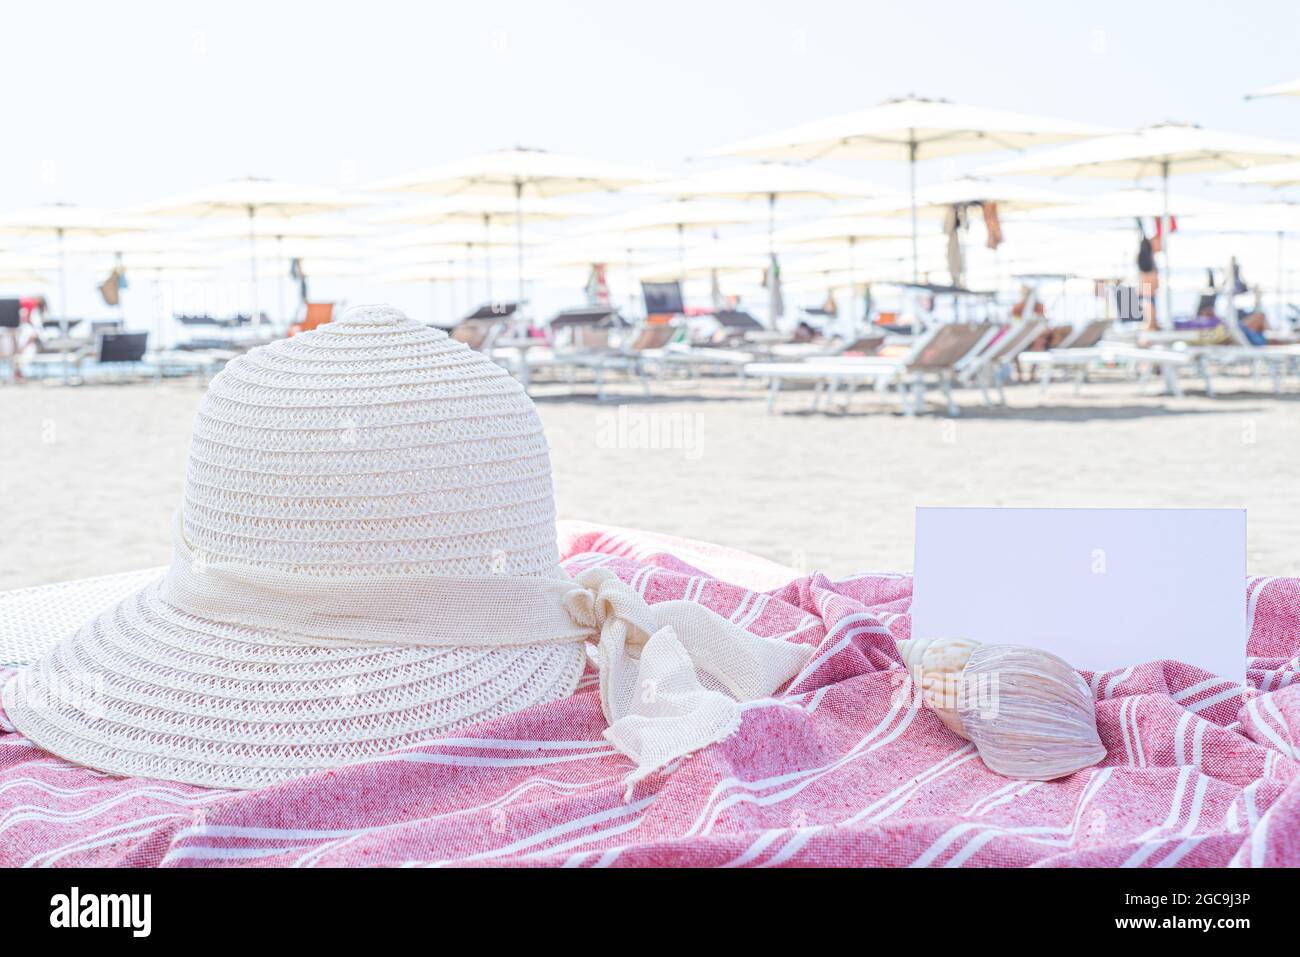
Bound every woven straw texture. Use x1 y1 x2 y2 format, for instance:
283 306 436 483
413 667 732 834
2 305 586 789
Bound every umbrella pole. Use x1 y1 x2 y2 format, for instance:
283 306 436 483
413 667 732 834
768 193 777 330
909 139 920 285
464 244 473 317
767 193 776 255
848 237 857 337
1278 230 1285 327
58 227 70 385
1160 162 1172 329
515 181 525 311
626 248 636 318
277 235 286 328
678 223 686 293
483 215 492 305
247 206 259 333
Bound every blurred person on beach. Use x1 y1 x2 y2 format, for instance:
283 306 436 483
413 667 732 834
0 296 46 382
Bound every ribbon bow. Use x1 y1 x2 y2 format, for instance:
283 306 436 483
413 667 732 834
563 567 813 798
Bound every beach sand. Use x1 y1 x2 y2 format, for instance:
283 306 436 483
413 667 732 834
1 372 1296 591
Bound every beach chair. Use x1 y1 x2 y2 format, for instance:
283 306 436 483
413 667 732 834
1193 313 1293 396
450 318 505 352
569 322 680 399
956 319 1048 406
747 322 994 416
37 331 152 383
288 302 334 337
1016 319 1115 393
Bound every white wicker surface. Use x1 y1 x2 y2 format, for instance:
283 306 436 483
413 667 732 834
0 568 164 667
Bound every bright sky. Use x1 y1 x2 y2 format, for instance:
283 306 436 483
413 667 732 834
3 0 1299 319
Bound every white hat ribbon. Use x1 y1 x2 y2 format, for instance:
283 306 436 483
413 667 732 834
160 519 813 798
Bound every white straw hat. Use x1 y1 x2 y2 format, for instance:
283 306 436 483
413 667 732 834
3 305 811 794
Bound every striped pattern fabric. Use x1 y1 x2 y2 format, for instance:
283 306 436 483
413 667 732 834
0 522 1296 867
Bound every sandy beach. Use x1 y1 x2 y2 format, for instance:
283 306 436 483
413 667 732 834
1 371 1295 592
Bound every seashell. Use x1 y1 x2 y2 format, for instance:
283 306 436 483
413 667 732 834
897 636 979 738
898 637 1106 781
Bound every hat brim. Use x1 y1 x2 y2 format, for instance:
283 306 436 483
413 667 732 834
1 579 587 790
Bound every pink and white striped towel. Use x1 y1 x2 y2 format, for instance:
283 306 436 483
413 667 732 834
0 521 1296 867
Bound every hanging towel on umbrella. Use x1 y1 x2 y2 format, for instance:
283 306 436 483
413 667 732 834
1151 213 1178 254
982 201 1004 250
585 263 610 306
763 253 784 326
944 204 966 287
290 258 308 306
98 267 125 307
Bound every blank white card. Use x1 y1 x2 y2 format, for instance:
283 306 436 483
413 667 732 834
910 508 1246 684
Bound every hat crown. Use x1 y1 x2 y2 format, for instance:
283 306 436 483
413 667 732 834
182 304 559 577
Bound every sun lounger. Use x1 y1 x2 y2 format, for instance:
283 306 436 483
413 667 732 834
955 319 1048 406
1137 317 1295 397
567 323 680 399
1019 336 1193 399
747 322 995 416
1016 319 1118 391
288 302 334 337
451 317 505 352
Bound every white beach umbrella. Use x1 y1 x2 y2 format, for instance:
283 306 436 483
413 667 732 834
54 231 202 257
837 178 1079 293
372 222 546 249
773 218 915 321
981 124 1300 180
0 267 49 285
367 147 660 197
633 163 891 327
0 254 59 285
1219 162 1300 188
373 222 549 306
1246 79 1300 100
837 177 1076 219
981 123 1300 322
1025 188 1232 221
35 231 201 319
583 200 767 291
773 217 914 246
590 199 768 234
138 178 369 328
216 239 371 262
537 232 688 316
374 195 590 302
636 251 769 282
256 259 375 280
1181 203 1300 316
707 96 1110 281
633 163 889 247
0 204 153 317
368 147 658 304
117 252 215 273
377 262 519 325
0 205 156 380
190 215 369 242
96 254 219 348
190 219 372 320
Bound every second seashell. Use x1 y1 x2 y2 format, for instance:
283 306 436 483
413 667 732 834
898 636 1107 782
